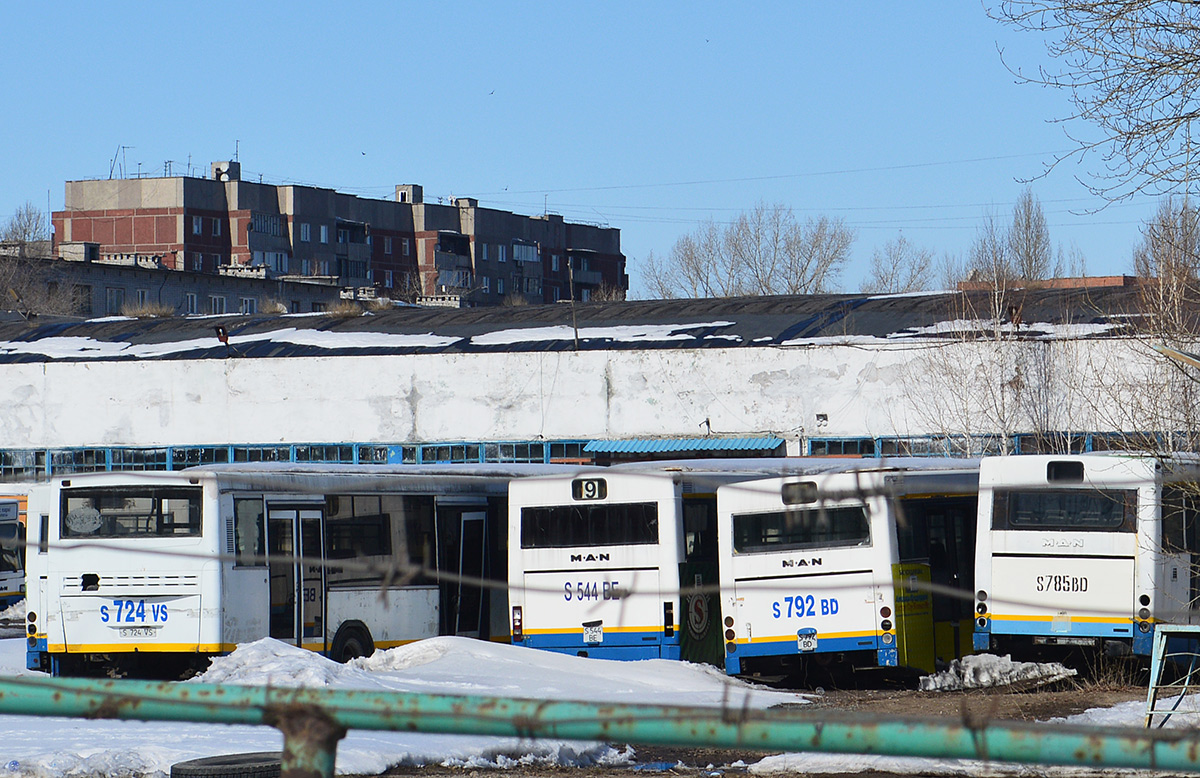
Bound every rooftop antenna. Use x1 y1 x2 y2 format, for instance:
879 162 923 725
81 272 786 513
164 160 175 177
234 140 240 162
108 144 132 179
187 154 192 177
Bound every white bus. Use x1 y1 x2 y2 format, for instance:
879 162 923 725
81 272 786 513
0 499 23 610
506 460 867 666
25 463 567 677
973 453 1200 659
718 462 979 682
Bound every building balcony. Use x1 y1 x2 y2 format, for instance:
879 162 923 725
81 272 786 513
573 268 603 286
434 250 471 271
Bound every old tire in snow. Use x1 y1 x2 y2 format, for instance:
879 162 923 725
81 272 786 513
330 622 374 663
171 752 281 778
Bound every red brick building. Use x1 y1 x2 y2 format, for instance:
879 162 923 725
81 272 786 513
53 162 627 306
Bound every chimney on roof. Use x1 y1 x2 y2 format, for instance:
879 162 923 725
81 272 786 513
211 161 241 182
396 184 423 204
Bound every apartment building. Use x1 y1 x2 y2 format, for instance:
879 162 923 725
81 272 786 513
52 162 627 306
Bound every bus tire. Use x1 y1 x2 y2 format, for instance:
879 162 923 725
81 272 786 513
170 752 281 778
330 622 374 663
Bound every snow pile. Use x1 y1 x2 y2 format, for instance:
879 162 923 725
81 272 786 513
192 638 369 688
0 600 25 622
919 654 1077 692
352 636 806 709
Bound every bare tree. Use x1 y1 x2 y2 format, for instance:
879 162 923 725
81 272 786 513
1133 196 1200 340
1009 187 1054 280
1 202 49 258
990 1 1200 201
861 233 933 294
936 251 967 291
967 209 1017 303
641 203 855 299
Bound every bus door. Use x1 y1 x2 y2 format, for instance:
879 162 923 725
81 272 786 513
679 496 722 665
918 497 977 661
267 504 326 651
893 502 936 673
435 501 488 637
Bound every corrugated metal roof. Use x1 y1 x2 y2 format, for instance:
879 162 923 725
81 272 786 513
584 437 785 454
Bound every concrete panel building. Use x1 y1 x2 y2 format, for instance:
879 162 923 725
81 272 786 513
52 163 627 307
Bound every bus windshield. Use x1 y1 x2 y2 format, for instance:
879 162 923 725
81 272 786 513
61 487 202 538
732 505 870 554
992 489 1136 532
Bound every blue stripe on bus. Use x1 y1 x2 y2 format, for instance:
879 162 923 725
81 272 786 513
989 619 1134 639
519 632 679 661
724 634 882 675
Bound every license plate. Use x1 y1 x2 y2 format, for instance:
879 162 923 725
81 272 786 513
119 627 157 639
583 624 603 644
798 633 817 652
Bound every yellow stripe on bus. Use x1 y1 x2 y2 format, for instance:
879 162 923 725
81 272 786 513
55 643 233 653
522 625 672 636
738 628 879 645
990 614 1136 626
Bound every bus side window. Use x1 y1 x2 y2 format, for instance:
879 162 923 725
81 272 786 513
234 498 265 566
38 514 48 554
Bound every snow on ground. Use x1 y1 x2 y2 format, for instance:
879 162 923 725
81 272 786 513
918 654 1077 691
0 637 1186 778
0 637 807 777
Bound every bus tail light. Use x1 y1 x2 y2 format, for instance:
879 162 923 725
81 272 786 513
511 606 523 641
664 602 675 637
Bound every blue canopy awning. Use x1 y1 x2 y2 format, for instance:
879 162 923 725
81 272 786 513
583 437 785 454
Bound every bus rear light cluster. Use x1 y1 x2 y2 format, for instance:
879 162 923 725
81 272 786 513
881 633 894 645
724 616 736 653
1135 593 1153 633
664 602 675 638
511 606 523 642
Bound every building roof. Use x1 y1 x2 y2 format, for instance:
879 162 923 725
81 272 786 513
0 285 1161 364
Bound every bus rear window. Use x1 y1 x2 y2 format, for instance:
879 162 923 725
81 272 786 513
992 489 1135 532
733 506 870 554
61 487 202 538
521 502 658 548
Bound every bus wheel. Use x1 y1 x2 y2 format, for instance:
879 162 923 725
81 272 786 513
330 623 374 663
171 752 281 778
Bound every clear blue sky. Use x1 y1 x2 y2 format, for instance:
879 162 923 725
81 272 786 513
0 2 1164 296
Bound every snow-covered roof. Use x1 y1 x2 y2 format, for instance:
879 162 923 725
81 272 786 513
0 286 1147 363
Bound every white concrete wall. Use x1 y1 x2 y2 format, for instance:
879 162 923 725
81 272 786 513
0 336 1176 449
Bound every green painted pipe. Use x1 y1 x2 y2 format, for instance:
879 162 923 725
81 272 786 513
0 675 1195 773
